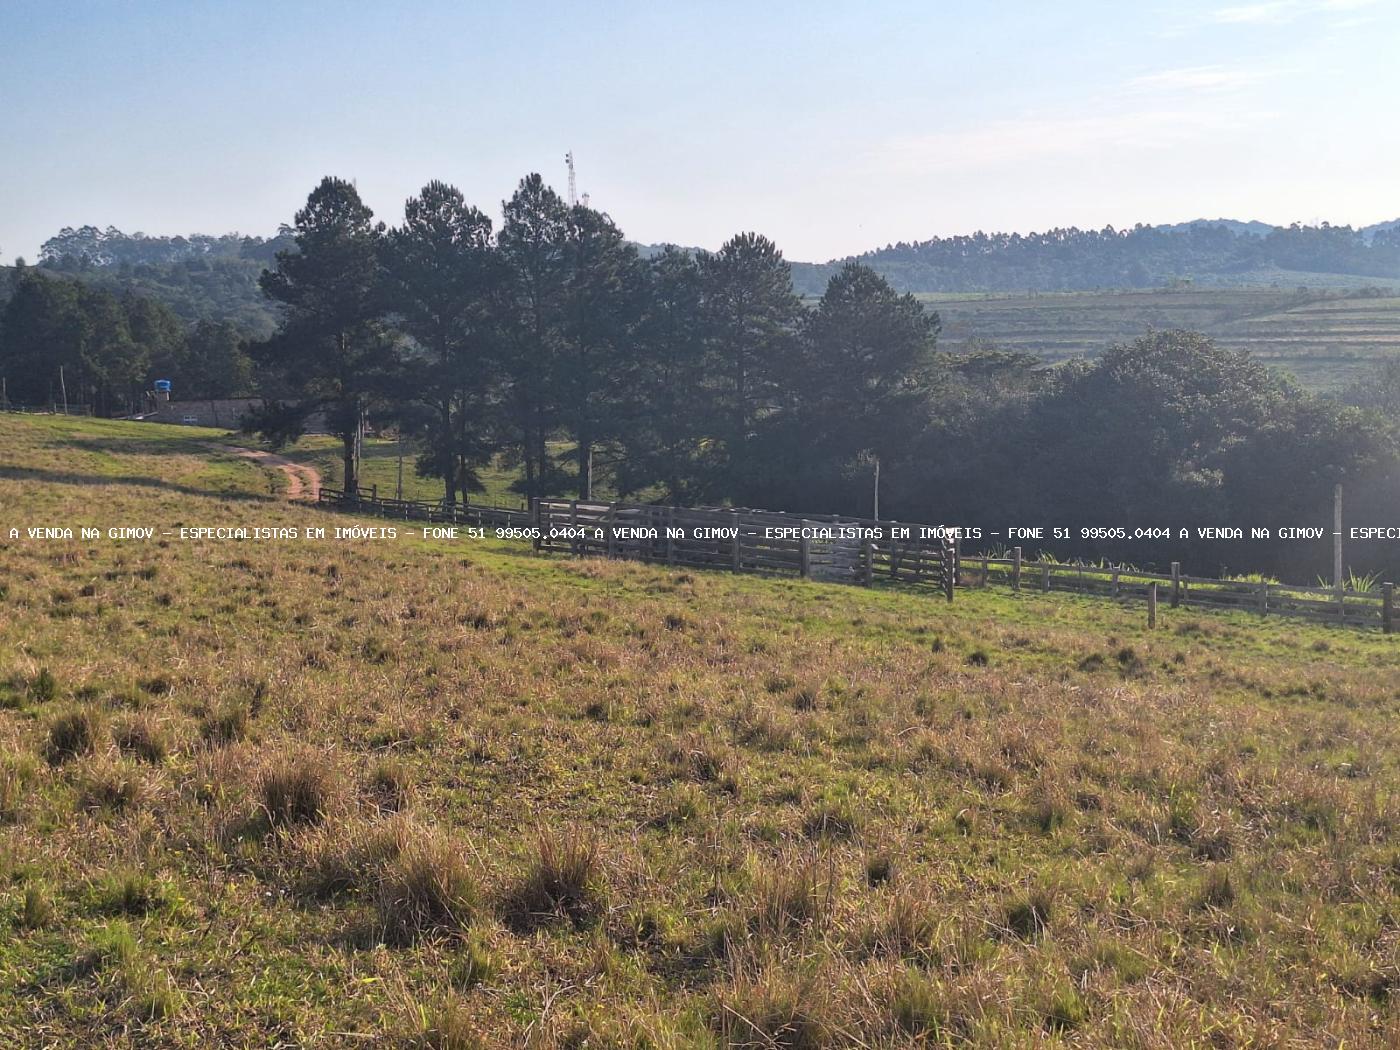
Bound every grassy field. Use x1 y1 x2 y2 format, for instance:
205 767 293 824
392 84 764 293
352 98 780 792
5 413 1400 1047
258 434 529 508
923 287 1400 388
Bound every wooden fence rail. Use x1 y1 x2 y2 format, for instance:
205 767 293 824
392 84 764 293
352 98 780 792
961 547 1394 632
316 488 957 598
312 490 1392 633
531 499 956 596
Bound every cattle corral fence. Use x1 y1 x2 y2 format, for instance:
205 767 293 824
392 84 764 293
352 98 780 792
315 488 1394 632
316 488 956 598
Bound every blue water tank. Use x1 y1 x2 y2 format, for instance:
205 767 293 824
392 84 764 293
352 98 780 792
154 380 172 393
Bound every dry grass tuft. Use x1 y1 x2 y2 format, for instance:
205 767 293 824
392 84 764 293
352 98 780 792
510 827 605 925
75 756 151 815
715 966 833 1049
44 706 104 764
114 713 172 764
257 748 340 828
377 827 480 942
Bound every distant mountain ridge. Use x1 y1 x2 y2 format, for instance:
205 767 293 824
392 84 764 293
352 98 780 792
23 216 1400 323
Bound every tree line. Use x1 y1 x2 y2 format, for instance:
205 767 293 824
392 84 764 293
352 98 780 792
5 174 1400 582
0 263 253 414
248 175 940 512
792 221 1400 294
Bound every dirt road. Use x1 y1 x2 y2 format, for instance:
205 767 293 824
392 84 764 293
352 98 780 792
216 445 322 500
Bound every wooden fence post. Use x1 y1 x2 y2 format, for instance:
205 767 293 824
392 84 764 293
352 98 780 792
1012 547 1022 592
1384 582 1394 635
942 538 954 603
1148 582 1158 628
863 534 874 586
890 524 901 580
981 553 989 588
1170 562 1181 608
1111 565 1120 598
665 506 676 565
530 498 541 552
1257 580 1268 617
799 526 811 579
570 500 580 556
1041 563 1050 593
731 511 742 573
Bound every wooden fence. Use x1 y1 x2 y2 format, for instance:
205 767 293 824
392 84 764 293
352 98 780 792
532 499 956 595
316 488 956 597
316 488 532 528
959 547 1395 632
312 489 1394 633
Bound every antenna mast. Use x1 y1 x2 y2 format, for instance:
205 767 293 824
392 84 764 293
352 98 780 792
565 151 578 208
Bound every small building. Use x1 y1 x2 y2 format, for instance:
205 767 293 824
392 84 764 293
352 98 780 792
137 397 330 434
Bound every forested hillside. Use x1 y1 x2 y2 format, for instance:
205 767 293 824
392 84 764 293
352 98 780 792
14 227 289 338
788 220 1400 295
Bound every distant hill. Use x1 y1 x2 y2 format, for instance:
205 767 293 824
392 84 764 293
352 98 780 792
786 220 1400 296
1154 218 1277 238
28 226 289 338
23 218 1400 325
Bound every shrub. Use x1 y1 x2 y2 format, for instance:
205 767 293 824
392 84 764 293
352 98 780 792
45 707 103 764
0 752 39 822
377 830 480 942
409 992 484 1049
292 816 406 899
94 869 165 916
801 800 860 840
870 887 938 961
449 935 498 990
890 968 947 1037
750 854 830 936
865 852 894 887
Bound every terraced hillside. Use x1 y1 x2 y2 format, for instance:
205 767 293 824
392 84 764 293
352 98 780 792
4 414 1400 1047
926 288 1400 387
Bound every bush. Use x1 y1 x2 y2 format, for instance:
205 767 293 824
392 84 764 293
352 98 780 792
367 757 414 812
1004 887 1053 941
715 968 831 1049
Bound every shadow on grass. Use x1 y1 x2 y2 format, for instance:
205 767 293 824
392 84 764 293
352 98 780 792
53 433 239 458
0 465 276 503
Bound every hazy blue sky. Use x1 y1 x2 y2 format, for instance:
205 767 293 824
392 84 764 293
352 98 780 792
1 1 1396 262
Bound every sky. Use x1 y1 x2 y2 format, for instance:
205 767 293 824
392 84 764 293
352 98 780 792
1 0 1397 263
